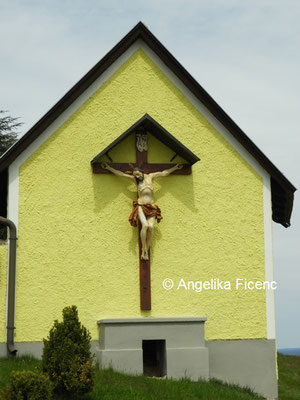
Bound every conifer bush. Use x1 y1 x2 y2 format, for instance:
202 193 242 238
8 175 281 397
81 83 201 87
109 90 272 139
41 305 95 397
4 370 52 400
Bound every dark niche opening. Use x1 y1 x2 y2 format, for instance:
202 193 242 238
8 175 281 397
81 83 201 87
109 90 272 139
142 340 166 377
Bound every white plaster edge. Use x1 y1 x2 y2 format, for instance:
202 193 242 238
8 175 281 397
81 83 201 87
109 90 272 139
7 39 275 339
8 163 19 227
263 176 276 339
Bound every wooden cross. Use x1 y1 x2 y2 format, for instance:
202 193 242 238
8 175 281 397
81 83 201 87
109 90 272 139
92 127 191 310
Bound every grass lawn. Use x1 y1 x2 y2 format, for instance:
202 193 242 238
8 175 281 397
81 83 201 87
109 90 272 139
277 353 300 400
0 353 299 399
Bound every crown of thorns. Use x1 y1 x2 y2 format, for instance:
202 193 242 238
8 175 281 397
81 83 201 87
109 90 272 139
125 162 144 175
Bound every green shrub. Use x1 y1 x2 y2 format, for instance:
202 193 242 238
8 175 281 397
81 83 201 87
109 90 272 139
42 305 95 397
0 385 11 400
4 370 52 400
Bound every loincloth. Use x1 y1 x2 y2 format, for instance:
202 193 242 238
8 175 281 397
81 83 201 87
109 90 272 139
129 200 162 227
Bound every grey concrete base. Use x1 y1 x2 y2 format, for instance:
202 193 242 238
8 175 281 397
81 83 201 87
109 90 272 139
206 339 278 400
167 347 209 380
98 349 143 374
0 341 99 359
96 317 209 381
0 342 6 357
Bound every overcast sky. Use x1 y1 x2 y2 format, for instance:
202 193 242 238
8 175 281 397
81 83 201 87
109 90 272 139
1 0 299 348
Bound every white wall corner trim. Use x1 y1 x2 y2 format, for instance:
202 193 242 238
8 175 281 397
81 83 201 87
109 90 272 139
263 175 276 339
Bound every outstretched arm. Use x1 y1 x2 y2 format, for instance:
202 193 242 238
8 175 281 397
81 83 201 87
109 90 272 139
101 163 134 180
150 163 183 179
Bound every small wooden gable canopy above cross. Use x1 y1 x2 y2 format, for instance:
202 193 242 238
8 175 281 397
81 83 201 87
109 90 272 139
91 114 200 174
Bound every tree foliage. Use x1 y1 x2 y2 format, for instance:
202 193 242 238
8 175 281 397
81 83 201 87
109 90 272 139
42 305 95 397
3 370 53 400
0 110 22 156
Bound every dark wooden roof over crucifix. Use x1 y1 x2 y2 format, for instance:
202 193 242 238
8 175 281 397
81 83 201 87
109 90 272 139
91 114 200 174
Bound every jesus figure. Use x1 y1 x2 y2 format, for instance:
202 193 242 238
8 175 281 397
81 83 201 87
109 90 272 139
101 162 183 260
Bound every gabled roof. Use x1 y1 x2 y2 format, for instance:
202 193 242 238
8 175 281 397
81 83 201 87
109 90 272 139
91 114 200 165
0 22 296 226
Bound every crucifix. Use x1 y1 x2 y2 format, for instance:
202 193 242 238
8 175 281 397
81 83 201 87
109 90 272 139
93 126 192 310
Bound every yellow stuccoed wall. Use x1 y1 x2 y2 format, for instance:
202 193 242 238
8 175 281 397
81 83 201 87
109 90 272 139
5 49 267 343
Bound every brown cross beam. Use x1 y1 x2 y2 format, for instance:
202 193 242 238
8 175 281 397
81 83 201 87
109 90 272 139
92 129 191 310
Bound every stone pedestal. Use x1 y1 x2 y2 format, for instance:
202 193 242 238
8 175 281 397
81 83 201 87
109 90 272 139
96 317 209 381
